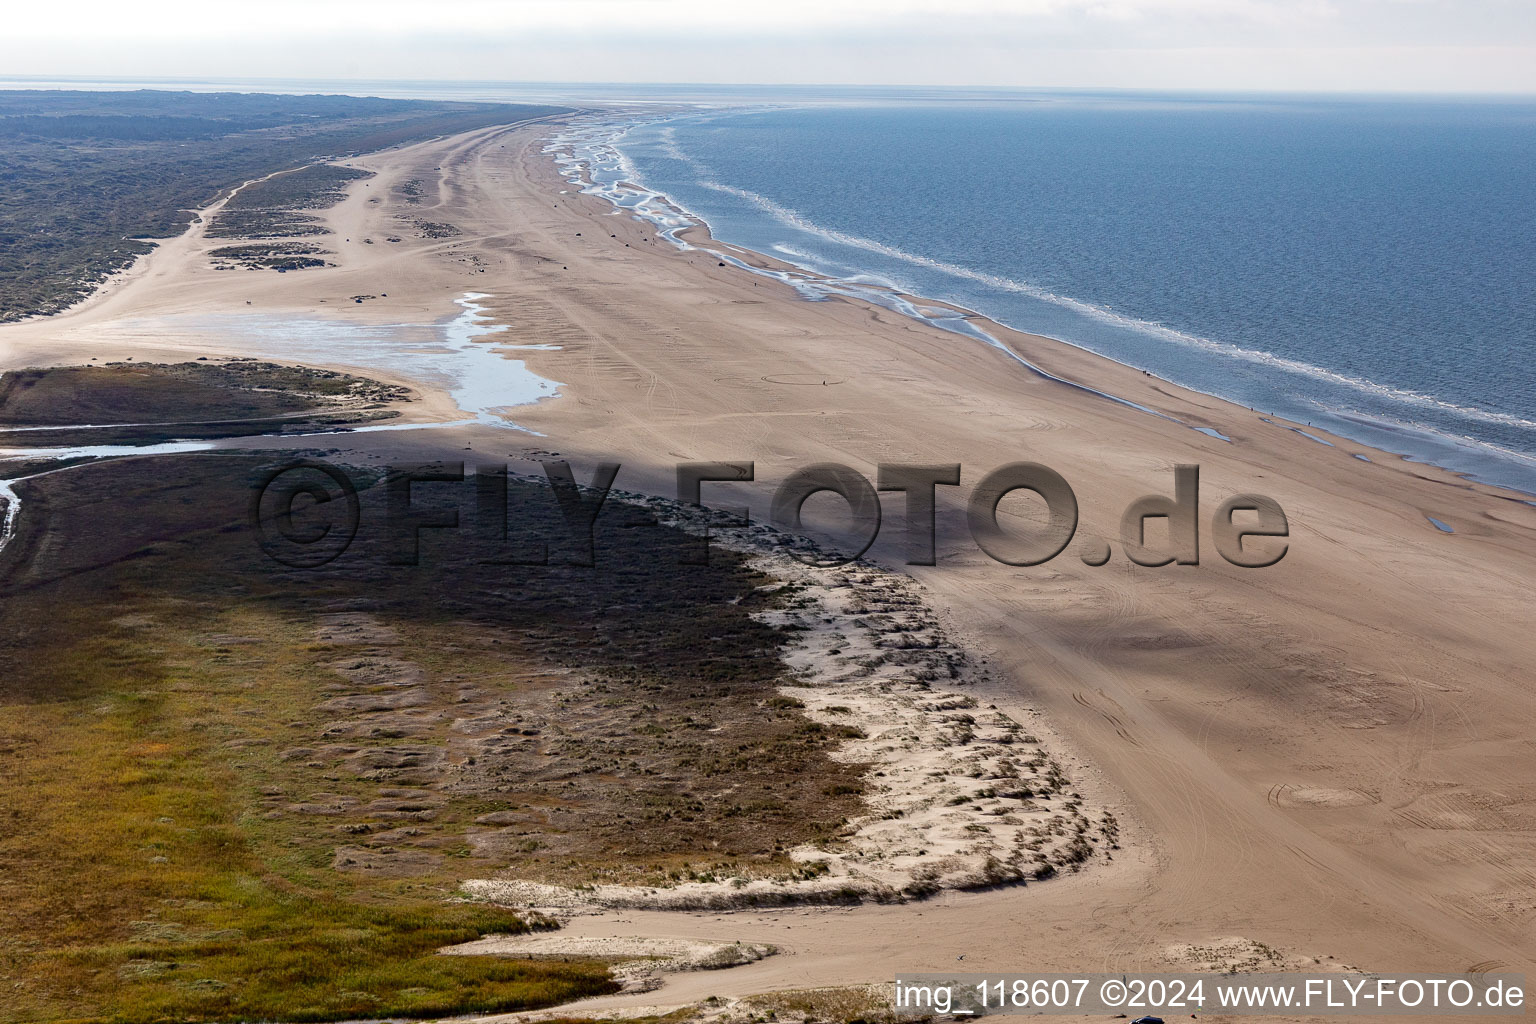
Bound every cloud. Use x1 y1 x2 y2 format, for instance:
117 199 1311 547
1 0 1532 92
1 0 1351 39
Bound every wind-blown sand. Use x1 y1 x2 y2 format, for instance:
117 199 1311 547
3 115 1536 1015
464 516 1114 913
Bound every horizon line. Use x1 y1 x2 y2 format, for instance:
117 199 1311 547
2 74 1535 101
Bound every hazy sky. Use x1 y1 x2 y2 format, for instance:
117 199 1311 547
3 0 1534 94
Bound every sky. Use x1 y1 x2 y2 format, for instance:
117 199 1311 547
2 0 1534 95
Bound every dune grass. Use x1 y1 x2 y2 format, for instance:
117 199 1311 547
0 447 869 1022
0 595 617 1023
743 985 919 1024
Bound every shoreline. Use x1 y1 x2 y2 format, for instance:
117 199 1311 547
13 104 1532 500
10 112 1527 523
2 118 1535 1001
492 125 1536 974
546 109 1536 497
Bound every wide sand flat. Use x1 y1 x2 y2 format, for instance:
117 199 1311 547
3 118 1535 1002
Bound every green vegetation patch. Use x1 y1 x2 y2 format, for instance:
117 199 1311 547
0 361 409 443
209 241 334 271
0 90 565 320
0 433 865 1020
744 985 924 1024
0 590 615 1022
206 163 375 239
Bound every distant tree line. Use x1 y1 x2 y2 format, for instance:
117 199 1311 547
0 90 567 321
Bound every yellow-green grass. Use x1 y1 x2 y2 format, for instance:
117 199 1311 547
0 450 867 1021
0 597 616 1023
743 985 923 1024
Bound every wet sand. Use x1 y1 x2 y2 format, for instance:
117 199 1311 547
3 116 1535 1009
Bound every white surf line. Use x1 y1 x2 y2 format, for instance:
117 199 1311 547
550 113 1536 479
544 115 1230 442
700 170 1536 434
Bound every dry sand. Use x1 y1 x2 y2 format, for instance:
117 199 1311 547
439 933 777 994
3 116 1536 1012
463 524 1114 914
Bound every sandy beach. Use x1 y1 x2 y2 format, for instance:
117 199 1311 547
3 114 1535 1011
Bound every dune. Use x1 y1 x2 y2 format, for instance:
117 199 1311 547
2 115 1533 1012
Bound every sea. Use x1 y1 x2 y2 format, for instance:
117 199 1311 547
8 79 1535 490
566 94 1536 493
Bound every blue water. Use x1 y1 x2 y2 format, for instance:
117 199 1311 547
10 79 1536 489
591 95 1536 491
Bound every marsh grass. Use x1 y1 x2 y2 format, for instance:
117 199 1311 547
743 985 922 1024
0 598 616 1023
0 447 865 1022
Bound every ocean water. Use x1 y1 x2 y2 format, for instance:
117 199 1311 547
9 78 1535 489
571 95 1536 492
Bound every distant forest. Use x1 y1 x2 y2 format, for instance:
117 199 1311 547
0 90 566 320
